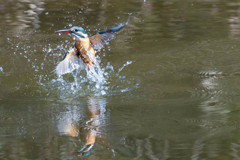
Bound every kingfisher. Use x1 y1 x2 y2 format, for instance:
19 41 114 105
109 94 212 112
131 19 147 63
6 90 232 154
55 23 126 75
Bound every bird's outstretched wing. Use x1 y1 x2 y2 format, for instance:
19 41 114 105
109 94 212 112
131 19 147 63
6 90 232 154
89 23 126 50
55 47 81 76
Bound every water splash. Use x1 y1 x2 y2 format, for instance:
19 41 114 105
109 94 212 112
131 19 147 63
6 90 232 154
117 61 132 75
53 63 107 97
0 67 4 74
5 33 138 99
48 55 137 98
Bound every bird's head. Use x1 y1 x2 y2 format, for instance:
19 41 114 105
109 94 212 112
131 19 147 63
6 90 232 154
55 26 88 38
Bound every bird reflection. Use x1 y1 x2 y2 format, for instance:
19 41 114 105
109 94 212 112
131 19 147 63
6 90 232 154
78 97 105 155
57 96 107 156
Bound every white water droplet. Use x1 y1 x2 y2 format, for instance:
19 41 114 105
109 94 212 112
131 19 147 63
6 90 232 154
101 90 106 95
0 67 4 74
96 84 100 89
118 61 132 74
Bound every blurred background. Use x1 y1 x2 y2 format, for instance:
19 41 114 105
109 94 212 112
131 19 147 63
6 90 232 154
1 0 240 159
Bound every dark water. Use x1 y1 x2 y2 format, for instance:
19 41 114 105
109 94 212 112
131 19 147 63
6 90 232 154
1 0 240 159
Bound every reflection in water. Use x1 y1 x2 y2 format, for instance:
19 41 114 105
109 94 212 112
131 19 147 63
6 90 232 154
191 70 227 159
228 3 240 39
135 137 169 160
199 70 226 116
0 0 44 30
57 105 80 137
191 139 204 160
230 143 240 159
57 96 107 156
229 15 240 40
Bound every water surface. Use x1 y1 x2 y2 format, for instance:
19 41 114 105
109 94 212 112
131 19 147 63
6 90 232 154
1 0 240 159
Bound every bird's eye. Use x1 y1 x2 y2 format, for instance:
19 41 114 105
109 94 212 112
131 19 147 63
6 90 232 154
74 29 78 32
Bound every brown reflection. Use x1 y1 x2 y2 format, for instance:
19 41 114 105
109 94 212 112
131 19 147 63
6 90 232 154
57 96 108 156
79 97 102 154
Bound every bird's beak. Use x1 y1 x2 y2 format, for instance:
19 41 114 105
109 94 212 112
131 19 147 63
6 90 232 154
55 29 72 33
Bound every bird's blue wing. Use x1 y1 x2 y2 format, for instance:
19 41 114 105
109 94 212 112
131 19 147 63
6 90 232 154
89 23 126 50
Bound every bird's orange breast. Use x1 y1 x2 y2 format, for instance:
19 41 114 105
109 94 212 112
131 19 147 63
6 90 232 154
75 37 95 66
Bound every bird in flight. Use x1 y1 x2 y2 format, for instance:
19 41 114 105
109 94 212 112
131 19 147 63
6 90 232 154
55 23 126 76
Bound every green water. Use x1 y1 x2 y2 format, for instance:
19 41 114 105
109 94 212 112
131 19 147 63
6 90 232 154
1 0 240 159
